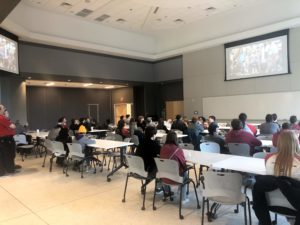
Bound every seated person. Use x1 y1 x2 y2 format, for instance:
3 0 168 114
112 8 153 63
116 121 129 139
156 118 169 133
187 116 204 150
272 122 291 147
290 115 300 130
272 113 281 129
204 123 228 154
238 113 254 135
74 132 96 171
160 131 188 200
260 114 280 135
78 118 87 134
266 130 300 179
171 114 187 134
225 119 262 156
135 126 161 178
253 130 300 225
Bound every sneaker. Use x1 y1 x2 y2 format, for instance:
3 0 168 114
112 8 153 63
182 198 190 204
14 165 22 170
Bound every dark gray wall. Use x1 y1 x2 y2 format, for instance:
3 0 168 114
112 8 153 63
0 0 20 23
0 73 27 124
19 43 154 82
27 86 111 129
153 56 183 82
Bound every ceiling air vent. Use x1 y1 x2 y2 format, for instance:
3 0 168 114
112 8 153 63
206 7 216 11
95 14 110 22
174 19 184 23
76 9 93 17
116 18 126 23
60 2 72 7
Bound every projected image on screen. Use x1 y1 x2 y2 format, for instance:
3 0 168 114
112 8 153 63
0 34 18 74
226 34 288 80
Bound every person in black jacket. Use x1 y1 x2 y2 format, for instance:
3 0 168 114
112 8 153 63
171 114 187 133
135 126 160 176
252 175 300 225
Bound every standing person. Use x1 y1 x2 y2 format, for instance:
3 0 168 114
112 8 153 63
125 114 131 126
171 114 187 133
290 115 300 130
137 116 146 131
0 104 20 176
272 113 281 129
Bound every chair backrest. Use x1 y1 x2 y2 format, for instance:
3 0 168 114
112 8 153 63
202 170 244 203
67 143 84 158
125 155 148 177
131 135 139 146
51 141 65 154
114 134 123 141
253 152 267 159
44 139 53 151
179 143 194 150
228 143 250 157
157 129 166 134
13 134 28 145
154 158 182 183
200 142 220 153
172 129 183 135
257 135 273 140
123 138 131 143
266 188 296 211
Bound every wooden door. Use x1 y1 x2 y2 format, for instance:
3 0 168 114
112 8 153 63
114 103 133 124
166 101 184 120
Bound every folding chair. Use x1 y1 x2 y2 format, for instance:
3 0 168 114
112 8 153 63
153 158 200 219
122 155 155 210
201 170 251 225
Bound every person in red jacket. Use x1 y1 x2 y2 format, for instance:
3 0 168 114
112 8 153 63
0 104 20 176
225 119 262 156
160 131 188 201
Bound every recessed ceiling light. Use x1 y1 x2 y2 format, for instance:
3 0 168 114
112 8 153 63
105 85 115 89
83 83 93 87
99 82 103 84
174 19 184 24
46 82 55 86
67 80 71 82
28 77 32 79
206 7 216 11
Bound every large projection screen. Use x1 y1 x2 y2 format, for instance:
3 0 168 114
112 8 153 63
0 33 19 74
225 30 289 81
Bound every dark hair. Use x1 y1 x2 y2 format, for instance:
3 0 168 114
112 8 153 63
272 113 278 121
165 131 178 146
144 126 157 139
120 115 124 120
209 115 216 121
238 113 247 128
176 114 182 120
208 123 218 135
158 118 164 126
265 114 273 123
58 117 66 123
199 116 206 122
126 114 130 118
290 115 297 124
231 119 242 130
191 116 198 123
282 122 291 130
129 118 135 123
106 118 111 124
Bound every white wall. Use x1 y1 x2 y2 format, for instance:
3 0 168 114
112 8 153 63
183 27 300 120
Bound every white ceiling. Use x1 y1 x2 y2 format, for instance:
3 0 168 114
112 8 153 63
22 0 259 32
1 0 300 60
